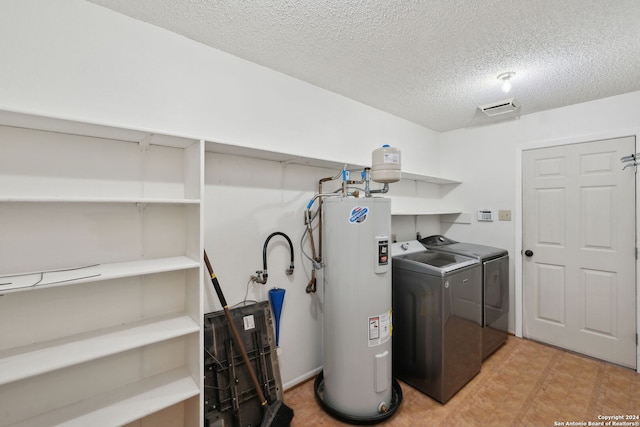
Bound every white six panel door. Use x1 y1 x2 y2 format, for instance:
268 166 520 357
522 136 636 368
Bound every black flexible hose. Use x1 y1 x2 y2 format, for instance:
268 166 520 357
262 231 295 277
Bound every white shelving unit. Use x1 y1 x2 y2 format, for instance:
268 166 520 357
0 111 203 427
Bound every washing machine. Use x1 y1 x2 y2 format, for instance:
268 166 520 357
420 235 509 360
391 241 482 404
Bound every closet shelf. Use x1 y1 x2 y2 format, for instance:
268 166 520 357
7 367 200 427
399 172 461 184
205 140 460 185
0 256 200 295
0 314 200 386
392 209 463 216
0 196 200 204
389 196 462 216
0 109 199 149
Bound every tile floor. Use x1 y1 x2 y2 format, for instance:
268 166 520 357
284 336 640 426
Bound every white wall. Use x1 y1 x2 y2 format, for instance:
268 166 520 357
0 0 443 388
0 0 441 176
387 179 449 242
440 90 640 336
204 153 337 388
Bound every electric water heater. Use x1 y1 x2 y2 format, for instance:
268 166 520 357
319 196 396 421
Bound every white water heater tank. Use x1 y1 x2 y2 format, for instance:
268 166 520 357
321 197 393 418
371 145 401 183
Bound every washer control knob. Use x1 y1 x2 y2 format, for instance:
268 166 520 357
400 242 410 251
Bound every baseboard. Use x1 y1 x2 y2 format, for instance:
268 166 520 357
283 366 323 391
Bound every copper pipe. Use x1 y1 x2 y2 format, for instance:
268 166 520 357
317 176 334 263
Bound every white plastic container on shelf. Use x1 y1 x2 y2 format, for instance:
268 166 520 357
371 145 401 183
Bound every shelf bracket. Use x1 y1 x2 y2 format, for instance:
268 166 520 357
139 134 153 151
280 157 305 167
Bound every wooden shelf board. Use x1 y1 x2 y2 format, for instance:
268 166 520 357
391 210 463 216
0 109 199 149
205 140 460 184
0 314 199 386
0 196 200 204
0 256 200 295
400 171 462 184
8 368 199 427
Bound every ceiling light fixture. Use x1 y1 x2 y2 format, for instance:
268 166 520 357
497 72 515 93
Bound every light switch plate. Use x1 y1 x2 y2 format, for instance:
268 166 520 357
498 210 512 221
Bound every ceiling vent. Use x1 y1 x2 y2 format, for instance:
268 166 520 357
479 98 519 117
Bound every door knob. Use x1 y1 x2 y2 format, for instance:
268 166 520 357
524 249 534 257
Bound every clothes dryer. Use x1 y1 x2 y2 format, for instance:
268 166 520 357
420 235 509 359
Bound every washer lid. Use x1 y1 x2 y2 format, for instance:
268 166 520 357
394 250 478 274
420 234 458 246
419 236 507 260
403 251 477 272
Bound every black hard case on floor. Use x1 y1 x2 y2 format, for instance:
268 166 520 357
204 301 284 427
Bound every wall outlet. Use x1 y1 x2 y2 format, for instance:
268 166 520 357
498 210 512 221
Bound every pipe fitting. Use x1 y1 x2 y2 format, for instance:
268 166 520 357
306 276 317 293
251 270 268 284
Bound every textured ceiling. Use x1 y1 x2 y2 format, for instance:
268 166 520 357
87 0 640 132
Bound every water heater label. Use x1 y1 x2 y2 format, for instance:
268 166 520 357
375 236 389 273
348 206 369 224
368 310 391 347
